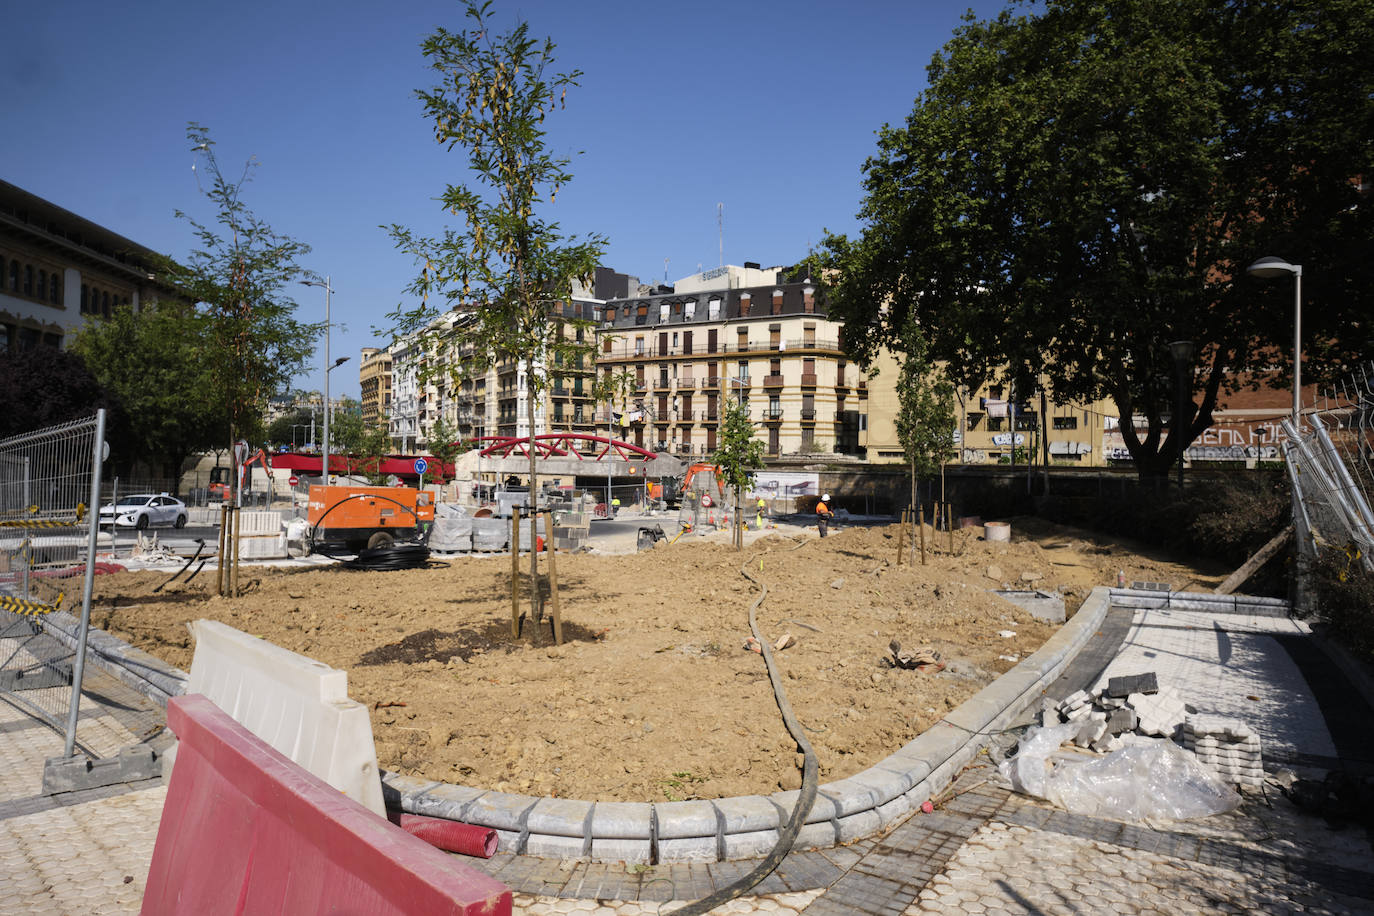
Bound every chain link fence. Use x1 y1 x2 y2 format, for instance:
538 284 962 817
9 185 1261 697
0 411 107 758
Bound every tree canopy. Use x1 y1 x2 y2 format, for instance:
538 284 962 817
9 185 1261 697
70 303 221 479
822 0 1374 477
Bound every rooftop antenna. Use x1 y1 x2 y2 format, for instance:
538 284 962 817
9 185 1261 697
717 203 724 267
664 257 669 285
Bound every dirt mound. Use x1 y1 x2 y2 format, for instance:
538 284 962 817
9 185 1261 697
87 518 1221 801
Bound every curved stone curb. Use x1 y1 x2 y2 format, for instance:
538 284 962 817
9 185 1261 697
381 586 1114 864
52 585 1113 863
39 609 189 707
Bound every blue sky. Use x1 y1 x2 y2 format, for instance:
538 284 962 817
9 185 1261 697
6 0 1009 400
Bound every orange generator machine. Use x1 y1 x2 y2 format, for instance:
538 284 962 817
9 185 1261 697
306 485 434 552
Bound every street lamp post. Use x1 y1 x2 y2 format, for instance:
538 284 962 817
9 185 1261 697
301 278 335 481
326 355 351 474
1168 340 1196 489
1246 257 1303 428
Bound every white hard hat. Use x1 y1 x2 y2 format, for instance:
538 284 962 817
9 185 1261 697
821 493 830 501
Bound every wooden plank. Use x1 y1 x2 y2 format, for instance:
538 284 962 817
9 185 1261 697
1215 526 1293 595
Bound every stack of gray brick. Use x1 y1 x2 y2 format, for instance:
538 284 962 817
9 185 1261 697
471 518 510 552
1183 715 1264 787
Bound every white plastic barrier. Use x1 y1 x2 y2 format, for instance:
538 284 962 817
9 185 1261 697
238 510 283 536
187 619 385 816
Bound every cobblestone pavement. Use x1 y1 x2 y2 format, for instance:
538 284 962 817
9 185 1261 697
0 783 164 914
5 598 1374 914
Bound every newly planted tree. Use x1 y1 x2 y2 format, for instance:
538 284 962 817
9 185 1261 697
165 124 317 501
895 320 956 559
387 1 606 628
712 398 766 550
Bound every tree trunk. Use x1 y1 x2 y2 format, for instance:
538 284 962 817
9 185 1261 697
525 361 540 623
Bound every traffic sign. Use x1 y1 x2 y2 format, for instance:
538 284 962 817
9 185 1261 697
288 475 299 486
414 458 428 474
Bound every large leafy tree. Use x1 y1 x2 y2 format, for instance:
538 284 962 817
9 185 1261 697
823 0 1374 478
387 1 606 620
0 346 122 445
70 304 220 482
164 124 318 498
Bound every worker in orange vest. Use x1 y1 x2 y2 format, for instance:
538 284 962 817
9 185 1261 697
816 494 832 538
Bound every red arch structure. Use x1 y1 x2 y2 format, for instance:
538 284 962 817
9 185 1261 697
475 434 658 462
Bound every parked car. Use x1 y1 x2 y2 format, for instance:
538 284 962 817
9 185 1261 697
99 494 188 529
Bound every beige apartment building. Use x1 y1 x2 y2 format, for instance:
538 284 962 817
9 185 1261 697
358 347 392 429
593 264 866 458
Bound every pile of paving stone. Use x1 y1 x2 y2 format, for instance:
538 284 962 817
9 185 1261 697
1041 672 1264 787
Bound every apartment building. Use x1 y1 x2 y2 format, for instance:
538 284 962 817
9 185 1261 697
593 264 866 458
358 347 392 429
0 180 168 351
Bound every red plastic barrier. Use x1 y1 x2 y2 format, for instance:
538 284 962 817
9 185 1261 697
141 695 512 916
387 811 499 858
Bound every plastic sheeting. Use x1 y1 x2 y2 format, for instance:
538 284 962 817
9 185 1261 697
430 517 474 552
1000 724 1241 821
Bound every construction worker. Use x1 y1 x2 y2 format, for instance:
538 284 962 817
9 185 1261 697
816 493 832 538
610 496 621 518
756 496 767 530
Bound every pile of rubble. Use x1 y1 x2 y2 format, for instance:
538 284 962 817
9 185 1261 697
1042 672 1264 787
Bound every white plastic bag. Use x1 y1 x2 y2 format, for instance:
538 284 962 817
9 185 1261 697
1000 724 1241 820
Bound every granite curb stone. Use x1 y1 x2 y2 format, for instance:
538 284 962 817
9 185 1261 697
59 582 1114 864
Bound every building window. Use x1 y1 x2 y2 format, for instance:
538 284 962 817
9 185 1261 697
37 270 47 301
634 336 644 355
803 286 815 313
102 291 111 317
659 303 669 322
24 265 34 296
739 293 751 316
708 297 720 319
737 328 748 350
81 284 89 313
8 261 18 293
1053 416 1078 430
684 300 696 319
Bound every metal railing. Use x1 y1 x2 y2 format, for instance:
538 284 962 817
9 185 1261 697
0 411 106 758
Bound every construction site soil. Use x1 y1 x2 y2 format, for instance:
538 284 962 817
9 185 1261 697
87 518 1224 802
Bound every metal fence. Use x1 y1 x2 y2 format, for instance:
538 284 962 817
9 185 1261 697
1283 366 1374 609
0 411 106 757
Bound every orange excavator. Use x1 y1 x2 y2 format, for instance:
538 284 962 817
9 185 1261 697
209 448 275 502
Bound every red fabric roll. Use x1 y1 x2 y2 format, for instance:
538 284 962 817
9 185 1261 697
386 811 499 858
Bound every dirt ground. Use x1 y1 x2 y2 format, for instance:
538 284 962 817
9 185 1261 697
82 517 1225 802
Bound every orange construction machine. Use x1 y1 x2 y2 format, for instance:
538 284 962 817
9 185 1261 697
306 485 434 552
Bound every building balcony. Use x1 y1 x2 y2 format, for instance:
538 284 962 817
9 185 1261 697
728 376 751 391
763 375 785 388
800 373 818 388
699 411 719 424
654 379 672 392
700 376 720 391
800 409 817 422
763 410 784 422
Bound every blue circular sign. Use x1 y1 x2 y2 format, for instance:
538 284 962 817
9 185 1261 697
413 458 428 474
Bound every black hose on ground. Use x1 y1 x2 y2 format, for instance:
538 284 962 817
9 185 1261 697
668 557 820 916
339 543 432 571
154 539 205 593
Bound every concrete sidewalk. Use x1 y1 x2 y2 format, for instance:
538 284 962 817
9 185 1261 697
4 596 1374 914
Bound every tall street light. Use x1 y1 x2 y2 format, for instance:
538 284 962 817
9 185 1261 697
301 278 335 481
1246 256 1303 428
1168 340 1196 489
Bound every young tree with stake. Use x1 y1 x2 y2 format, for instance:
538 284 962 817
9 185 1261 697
387 1 606 628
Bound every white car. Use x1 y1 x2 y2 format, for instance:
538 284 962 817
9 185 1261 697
99 494 188 529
